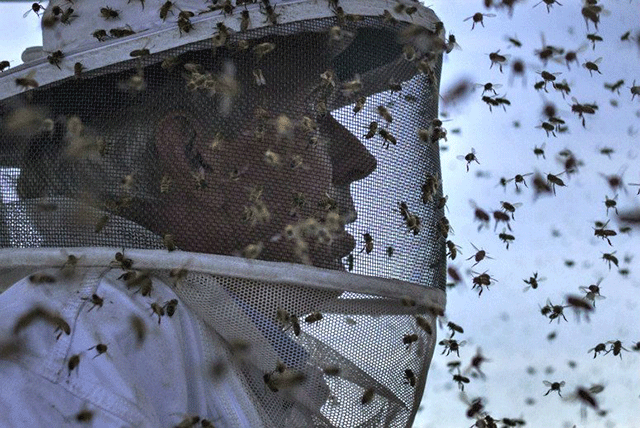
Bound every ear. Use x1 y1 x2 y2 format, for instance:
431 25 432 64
155 111 202 177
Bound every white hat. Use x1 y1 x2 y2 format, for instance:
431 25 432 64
0 0 441 102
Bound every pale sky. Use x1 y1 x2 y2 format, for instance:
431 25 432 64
1 1 639 427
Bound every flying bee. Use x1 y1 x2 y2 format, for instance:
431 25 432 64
404 369 416 387
506 173 533 191
377 105 392 123
67 354 81 376
629 80 640 100
471 271 496 296
536 70 561 90
604 194 618 215
543 380 565 397
360 233 374 254
150 302 165 324
487 50 509 72
523 272 546 291
604 79 624 94
588 342 607 358
88 343 108 359
463 12 496 30
130 315 146 345
447 321 464 338
254 42 276 60
403 333 419 349
546 171 567 195
24 2 45 18
159 1 174 20
353 96 366 114
586 33 603 50
378 129 397 148
0 60 10 72
13 306 70 338
29 272 56 284
100 7 120 19
81 293 104 311
467 243 492 267
565 295 594 321
46 50 64 70
440 339 466 357
493 210 511 231
606 340 628 358
457 148 479 172
601 251 618 270
533 143 546 159
552 80 571 99
545 299 568 323
582 57 602 76
498 230 515 249
474 82 502 96
534 0 563 13
500 201 522 219
453 373 470 390
446 240 461 260
537 121 556 137
163 299 178 317
415 316 433 335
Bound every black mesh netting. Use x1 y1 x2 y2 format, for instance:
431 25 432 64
0 14 445 428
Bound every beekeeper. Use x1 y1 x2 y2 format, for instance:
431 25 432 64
0 1 446 427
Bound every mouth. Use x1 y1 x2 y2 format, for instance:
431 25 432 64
329 184 357 259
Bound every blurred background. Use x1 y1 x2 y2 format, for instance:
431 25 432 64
1 1 639 427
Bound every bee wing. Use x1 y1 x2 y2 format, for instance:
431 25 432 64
594 57 603 64
484 13 496 17
463 15 473 21
543 381 552 387
456 155 467 160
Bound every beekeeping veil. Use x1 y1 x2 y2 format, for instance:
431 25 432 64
0 0 446 427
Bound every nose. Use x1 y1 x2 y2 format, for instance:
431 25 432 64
321 114 377 187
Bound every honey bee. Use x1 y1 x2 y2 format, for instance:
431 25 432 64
305 312 322 324
467 243 492 267
588 342 607 358
604 79 624 95
415 315 434 336
364 121 378 139
453 373 470 391
498 230 515 249
545 171 567 195
581 3 602 31
500 201 522 219
351 96 366 114
378 129 397 148
163 234 176 251
474 82 502 96
109 25 136 38
252 69 266 86
543 380 565 396
404 369 416 387
261 2 280 25
24 2 45 18
582 57 602 77
440 339 466 357
0 60 10 72
130 315 146 345
463 12 496 30
447 321 464 338
565 295 594 321
81 294 104 311
240 10 251 32
159 1 174 21
546 299 568 323
130 48 150 58
75 409 94 423
534 0 563 13
377 105 393 123
457 148 479 172
471 271 496 296
421 172 440 204
177 16 194 35
361 387 375 405
403 333 419 349
254 42 276 60
487 50 509 72
606 340 628 358
12 306 70 337
15 71 39 90
523 272 545 291
29 272 56 284
446 240 461 260
100 7 120 19
361 233 374 254
629 80 640 100
67 354 81 375
150 302 165 324
601 251 618 270
59 7 77 25
88 343 108 359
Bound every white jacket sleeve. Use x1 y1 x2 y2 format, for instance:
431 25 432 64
0 267 217 427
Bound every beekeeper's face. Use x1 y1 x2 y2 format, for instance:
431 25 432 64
153 42 376 269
